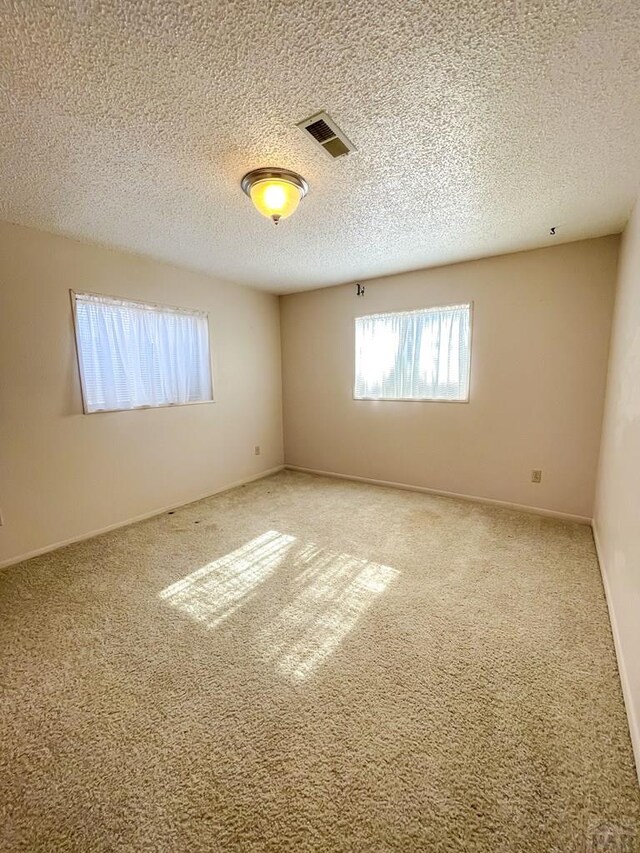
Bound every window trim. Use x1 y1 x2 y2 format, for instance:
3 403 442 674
353 302 474 403
70 289 215 415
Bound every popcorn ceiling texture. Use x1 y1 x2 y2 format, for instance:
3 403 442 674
0 0 639 292
1 470 639 851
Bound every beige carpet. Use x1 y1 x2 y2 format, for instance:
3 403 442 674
1 470 639 852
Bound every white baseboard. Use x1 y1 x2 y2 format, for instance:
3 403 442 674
284 464 592 524
592 522 640 786
0 465 285 570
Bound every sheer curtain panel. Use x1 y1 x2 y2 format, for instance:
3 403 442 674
354 304 471 401
72 291 213 413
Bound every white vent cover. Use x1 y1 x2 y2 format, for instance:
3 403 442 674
296 111 356 159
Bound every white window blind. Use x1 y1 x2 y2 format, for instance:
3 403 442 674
72 291 213 413
354 304 471 401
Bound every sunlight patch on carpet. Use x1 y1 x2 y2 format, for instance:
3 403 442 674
159 530 398 682
158 530 295 628
260 542 399 683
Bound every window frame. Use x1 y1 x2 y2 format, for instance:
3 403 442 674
70 289 215 415
353 302 474 404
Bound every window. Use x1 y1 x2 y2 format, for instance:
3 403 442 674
72 291 213 413
354 304 472 402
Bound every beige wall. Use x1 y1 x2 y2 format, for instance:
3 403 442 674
0 222 283 566
594 201 640 775
281 237 618 520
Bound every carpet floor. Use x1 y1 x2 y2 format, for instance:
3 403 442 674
1 470 639 852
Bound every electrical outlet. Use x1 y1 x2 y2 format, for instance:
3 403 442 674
254 445 261 456
531 469 542 484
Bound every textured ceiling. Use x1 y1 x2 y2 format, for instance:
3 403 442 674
1 1 639 293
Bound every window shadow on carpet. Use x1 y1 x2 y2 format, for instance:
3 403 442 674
158 530 398 682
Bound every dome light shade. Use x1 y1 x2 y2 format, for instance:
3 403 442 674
241 168 309 225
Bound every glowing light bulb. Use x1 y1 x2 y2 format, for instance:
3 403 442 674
263 184 287 211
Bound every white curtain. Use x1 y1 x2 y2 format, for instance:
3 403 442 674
355 304 471 401
74 292 213 413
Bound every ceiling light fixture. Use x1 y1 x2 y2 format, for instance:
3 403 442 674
241 168 308 225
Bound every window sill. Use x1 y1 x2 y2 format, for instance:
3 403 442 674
82 399 215 415
353 396 470 403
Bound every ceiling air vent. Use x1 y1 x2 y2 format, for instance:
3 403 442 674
297 111 355 159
